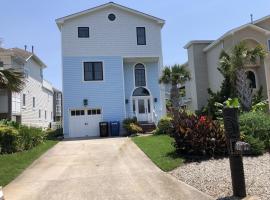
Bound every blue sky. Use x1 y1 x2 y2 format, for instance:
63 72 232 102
0 0 269 90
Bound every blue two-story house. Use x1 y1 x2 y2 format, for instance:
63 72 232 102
56 2 166 137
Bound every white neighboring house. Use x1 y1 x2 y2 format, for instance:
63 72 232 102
0 47 54 128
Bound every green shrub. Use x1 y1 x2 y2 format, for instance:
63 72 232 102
0 126 20 153
126 123 143 135
240 111 270 149
18 126 45 150
172 111 227 157
0 119 20 129
156 116 173 135
123 117 141 135
242 134 265 155
252 100 268 113
45 128 63 140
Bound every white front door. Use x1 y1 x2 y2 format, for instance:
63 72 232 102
133 97 152 122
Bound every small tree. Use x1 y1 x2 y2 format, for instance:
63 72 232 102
159 64 190 121
215 42 266 111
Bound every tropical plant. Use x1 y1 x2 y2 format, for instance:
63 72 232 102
0 68 25 92
219 42 266 111
172 110 227 157
159 64 190 122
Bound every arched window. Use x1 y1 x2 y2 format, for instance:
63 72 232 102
135 63 146 87
132 87 150 96
246 71 256 89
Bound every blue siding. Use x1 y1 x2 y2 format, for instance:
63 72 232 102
63 56 125 136
123 61 163 121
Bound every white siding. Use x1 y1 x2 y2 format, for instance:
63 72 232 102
61 7 163 57
20 59 53 128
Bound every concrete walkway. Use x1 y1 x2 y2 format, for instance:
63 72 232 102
4 137 213 200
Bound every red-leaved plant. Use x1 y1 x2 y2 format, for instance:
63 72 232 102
171 111 227 157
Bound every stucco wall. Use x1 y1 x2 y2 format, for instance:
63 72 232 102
186 43 210 111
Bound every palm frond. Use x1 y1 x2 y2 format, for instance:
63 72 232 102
0 68 25 92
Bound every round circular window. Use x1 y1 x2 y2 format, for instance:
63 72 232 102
108 13 116 21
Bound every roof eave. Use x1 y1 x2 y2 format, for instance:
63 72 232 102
203 24 270 52
55 2 165 30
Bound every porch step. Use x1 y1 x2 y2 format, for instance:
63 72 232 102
139 122 156 133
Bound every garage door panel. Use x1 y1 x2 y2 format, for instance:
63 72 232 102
69 108 102 138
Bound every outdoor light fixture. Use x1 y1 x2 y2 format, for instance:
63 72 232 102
154 98 158 102
83 99 88 106
125 99 129 104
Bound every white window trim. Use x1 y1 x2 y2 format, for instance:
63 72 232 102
133 63 148 88
81 60 105 83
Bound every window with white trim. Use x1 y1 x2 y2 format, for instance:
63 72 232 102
78 27 89 38
84 62 103 81
136 27 146 45
32 97 36 108
135 63 146 87
22 94 26 106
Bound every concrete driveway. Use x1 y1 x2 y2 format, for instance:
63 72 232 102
4 137 213 200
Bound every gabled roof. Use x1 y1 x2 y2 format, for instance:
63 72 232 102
254 15 270 25
203 16 270 52
55 2 165 29
3 48 47 68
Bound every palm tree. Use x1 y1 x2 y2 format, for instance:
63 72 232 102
0 68 25 92
159 64 190 118
219 42 266 111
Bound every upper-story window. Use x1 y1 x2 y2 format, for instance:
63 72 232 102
246 70 256 89
135 63 146 87
136 27 146 45
32 97 36 108
22 94 26 107
40 68 43 79
83 62 103 81
78 27 89 38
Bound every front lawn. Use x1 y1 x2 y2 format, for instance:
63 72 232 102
0 140 58 186
132 135 184 171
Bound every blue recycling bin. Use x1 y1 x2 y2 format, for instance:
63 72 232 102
110 121 120 136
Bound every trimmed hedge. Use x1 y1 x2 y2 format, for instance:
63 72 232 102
156 116 173 135
0 126 20 153
0 122 49 154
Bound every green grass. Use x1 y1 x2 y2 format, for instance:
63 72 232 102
0 140 58 186
132 135 184 171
